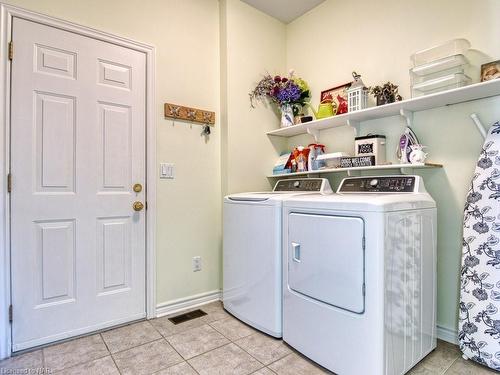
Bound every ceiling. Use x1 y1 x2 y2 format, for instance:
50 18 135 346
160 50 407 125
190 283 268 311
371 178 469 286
241 0 326 23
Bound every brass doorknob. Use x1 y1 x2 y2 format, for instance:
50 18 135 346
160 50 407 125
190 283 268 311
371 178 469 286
133 201 144 211
133 183 143 193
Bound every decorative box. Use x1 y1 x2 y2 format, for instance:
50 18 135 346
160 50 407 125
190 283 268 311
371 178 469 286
354 134 386 165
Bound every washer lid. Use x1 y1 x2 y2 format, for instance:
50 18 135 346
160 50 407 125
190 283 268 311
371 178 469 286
224 191 308 205
224 178 333 205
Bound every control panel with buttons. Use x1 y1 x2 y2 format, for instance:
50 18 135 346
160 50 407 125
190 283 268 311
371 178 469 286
274 179 325 192
338 176 416 193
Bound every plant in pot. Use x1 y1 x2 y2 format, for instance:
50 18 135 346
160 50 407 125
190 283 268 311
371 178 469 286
249 70 311 128
369 82 403 106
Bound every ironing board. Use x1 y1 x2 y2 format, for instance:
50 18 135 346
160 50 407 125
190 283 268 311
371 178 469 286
459 120 500 370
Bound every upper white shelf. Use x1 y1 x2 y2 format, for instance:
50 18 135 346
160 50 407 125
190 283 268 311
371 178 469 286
266 79 500 138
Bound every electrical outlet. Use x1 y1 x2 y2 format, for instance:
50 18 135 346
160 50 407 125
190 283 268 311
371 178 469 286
192 256 202 272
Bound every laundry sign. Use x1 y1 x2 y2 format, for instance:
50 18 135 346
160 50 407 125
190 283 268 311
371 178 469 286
340 156 375 168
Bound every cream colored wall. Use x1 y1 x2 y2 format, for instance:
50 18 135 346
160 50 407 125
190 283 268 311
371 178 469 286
6 0 500 336
3 0 222 306
220 0 287 195
285 0 500 332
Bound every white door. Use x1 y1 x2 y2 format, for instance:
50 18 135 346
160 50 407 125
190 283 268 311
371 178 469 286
10 17 147 351
288 213 365 314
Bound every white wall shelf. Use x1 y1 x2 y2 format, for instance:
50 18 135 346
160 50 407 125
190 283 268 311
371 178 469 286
267 162 442 178
266 79 500 139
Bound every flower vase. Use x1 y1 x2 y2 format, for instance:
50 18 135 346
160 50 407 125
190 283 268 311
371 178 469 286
280 104 294 128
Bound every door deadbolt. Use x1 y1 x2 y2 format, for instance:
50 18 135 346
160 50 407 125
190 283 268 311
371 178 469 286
133 183 143 193
133 201 144 211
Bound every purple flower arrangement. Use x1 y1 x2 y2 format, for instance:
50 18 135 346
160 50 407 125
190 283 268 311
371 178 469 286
250 71 310 116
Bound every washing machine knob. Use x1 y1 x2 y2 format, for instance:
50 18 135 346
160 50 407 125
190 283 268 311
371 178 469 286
293 181 300 188
369 179 379 187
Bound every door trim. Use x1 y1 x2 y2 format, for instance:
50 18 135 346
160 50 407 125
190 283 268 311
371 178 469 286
0 3 157 359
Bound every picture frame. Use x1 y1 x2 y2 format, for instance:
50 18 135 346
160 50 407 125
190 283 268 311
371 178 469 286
320 83 351 115
481 60 500 82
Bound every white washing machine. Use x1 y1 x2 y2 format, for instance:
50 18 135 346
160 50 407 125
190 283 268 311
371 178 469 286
283 175 437 375
223 178 332 337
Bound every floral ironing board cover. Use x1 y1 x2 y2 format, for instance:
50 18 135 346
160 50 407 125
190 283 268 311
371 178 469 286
460 120 500 370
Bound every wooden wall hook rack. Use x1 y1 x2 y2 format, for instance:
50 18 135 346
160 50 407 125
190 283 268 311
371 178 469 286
164 103 215 126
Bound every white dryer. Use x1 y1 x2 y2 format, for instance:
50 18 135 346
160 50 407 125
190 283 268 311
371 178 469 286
283 175 437 375
223 178 332 337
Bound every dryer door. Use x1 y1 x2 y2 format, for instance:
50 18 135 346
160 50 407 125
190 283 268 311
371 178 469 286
287 213 365 313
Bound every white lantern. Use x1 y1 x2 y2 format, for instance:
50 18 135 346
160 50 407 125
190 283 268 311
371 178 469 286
347 71 368 112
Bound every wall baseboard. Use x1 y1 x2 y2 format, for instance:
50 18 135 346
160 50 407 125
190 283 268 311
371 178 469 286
156 290 221 318
437 324 458 345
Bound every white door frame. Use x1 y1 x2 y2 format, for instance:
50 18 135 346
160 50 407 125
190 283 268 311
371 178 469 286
0 3 157 359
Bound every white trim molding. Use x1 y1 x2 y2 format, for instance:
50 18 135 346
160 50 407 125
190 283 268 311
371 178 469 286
0 2 156 359
156 290 222 318
437 324 458 345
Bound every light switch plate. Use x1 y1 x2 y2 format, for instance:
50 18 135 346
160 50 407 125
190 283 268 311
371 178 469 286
160 163 174 179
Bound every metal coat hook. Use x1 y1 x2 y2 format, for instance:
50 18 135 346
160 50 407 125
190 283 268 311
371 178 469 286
169 105 180 117
186 109 197 121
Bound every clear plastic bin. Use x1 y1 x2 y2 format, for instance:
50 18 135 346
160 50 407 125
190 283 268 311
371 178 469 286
411 72 471 97
410 54 468 76
410 39 471 67
411 63 471 87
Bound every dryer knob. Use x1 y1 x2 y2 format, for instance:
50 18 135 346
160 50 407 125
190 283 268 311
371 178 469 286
369 179 379 187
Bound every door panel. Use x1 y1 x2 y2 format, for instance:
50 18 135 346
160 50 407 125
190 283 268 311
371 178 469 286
10 17 147 351
99 103 131 190
96 217 131 295
36 219 76 306
35 92 76 192
288 213 365 314
35 44 77 79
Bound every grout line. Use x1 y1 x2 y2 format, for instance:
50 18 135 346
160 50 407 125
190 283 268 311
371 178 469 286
441 356 459 375
101 333 122 375
164 336 191 365
186 361 201 375
109 337 164 356
41 348 46 372
184 342 233 363
231 337 267 368
208 322 255 342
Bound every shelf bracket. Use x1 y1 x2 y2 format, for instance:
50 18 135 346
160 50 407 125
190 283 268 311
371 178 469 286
471 113 487 140
347 120 360 136
306 127 320 142
400 109 414 128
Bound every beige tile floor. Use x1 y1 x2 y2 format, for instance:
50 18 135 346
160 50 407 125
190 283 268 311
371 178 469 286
0 301 497 374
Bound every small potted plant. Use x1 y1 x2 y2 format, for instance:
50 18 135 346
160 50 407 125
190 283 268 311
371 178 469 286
369 82 403 106
249 70 311 127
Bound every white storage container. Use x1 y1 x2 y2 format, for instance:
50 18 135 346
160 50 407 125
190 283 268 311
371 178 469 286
412 72 471 97
354 135 386 165
410 38 471 67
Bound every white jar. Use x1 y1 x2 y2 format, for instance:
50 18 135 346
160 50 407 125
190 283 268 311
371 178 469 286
354 135 386 165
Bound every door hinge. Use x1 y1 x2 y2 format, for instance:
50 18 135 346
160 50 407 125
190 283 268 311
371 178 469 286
145 201 148 210
7 173 11 193
8 305 12 323
362 284 366 296
8 41 13 61
362 236 365 250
